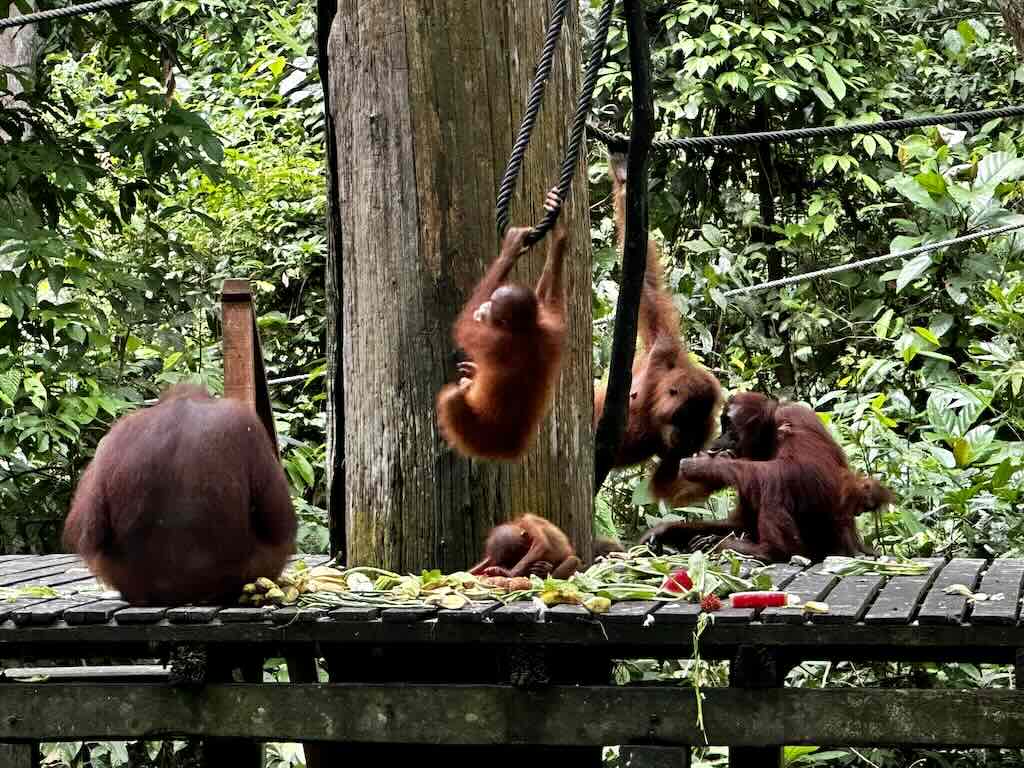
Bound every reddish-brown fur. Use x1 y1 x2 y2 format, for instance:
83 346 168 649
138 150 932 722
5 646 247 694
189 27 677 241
63 383 296 605
641 392 892 563
436 190 568 460
594 154 723 502
593 536 625 561
469 514 581 579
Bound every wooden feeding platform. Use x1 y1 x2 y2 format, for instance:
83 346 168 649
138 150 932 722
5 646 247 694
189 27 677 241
3 554 1024 768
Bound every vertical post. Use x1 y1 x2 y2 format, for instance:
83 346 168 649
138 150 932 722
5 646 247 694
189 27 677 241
0 744 35 767
286 653 331 768
201 649 264 768
221 279 279 454
593 0 655 490
729 646 787 768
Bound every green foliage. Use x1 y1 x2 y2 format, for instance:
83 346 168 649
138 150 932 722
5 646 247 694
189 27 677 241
586 0 1024 567
0 0 327 551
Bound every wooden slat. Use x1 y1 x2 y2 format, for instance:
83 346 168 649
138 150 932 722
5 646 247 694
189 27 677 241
971 560 1024 626
0 563 81 587
11 596 102 627
114 607 169 624
0 596 61 622
599 601 660 625
436 601 500 624
491 600 541 623
761 568 838 625
864 558 944 625
810 574 884 625
0 555 77 576
328 605 381 622
4 684 1024 747
651 601 702 625
381 606 437 623
546 604 593 624
166 606 222 624
3 665 167 682
272 607 326 624
63 601 130 625
218 607 273 623
917 559 987 625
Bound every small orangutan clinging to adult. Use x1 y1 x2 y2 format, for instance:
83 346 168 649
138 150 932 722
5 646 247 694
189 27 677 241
63 383 297 605
469 514 581 579
594 153 723 503
641 392 892 563
436 188 568 460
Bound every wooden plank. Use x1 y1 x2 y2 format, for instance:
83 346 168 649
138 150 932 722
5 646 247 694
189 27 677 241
114 607 168 624
491 600 541 623
218 607 273 623
272 607 327 624
11 596 102 627
651 602 703 625
0 563 82 587
436 601 500 624
761 568 838 625
546 604 593 624
381 606 437 623
329 605 381 622
971 560 1024 626
0 555 77 576
3 684 1024 747
864 558 944 625
3 665 167 682
63 601 130 625
810 574 884 625
166 606 222 624
599 601 659 625
221 277 278 456
918 559 987 625
0 596 59 622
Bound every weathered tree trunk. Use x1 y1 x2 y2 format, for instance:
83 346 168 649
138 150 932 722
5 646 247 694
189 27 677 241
1000 0 1024 55
1 3 38 141
0 5 37 95
327 2 594 572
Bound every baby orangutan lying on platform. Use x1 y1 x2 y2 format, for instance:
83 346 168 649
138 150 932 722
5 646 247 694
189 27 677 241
469 514 581 579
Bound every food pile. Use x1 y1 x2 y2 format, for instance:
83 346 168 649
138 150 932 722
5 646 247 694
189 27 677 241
239 547 822 615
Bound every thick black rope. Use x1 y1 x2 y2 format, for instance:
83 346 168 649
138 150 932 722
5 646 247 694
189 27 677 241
526 0 617 246
587 104 1024 151
494 0 572 236
0 0 150 29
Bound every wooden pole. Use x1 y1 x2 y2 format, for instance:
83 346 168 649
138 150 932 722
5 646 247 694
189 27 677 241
593 0 655 491
221 278 279 455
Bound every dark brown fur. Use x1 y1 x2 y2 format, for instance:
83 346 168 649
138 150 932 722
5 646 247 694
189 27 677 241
469 514 580 579
437 190 568 460
594 154 723 502
63 383 296 605
642 392 892 563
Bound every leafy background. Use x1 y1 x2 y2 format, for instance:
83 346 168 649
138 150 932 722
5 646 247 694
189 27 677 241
2 0 1024 764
